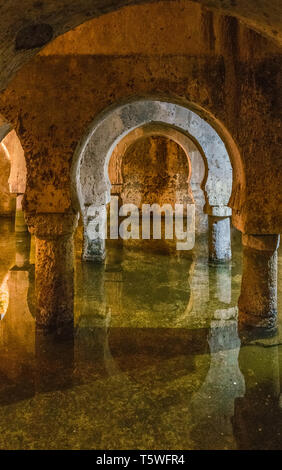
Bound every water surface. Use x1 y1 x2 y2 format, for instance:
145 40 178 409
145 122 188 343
0 218 282 450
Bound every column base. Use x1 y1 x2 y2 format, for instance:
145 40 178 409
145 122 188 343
82 250 106 263
238 310 278 338
82 205 107 263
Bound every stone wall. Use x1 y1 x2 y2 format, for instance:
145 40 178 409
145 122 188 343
0 0 281 97
110 135 192 209
0 1 281 234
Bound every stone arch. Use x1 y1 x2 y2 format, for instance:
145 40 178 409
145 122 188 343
0 118 12 142
0 120 27 229
0 0 281 96
71 97 243 261
109 124 197 188
111 127 193 201
0 120 27 195
108 123 208 233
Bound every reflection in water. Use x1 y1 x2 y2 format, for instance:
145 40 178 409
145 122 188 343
189 319 245 449
233 344 282 450
0 219 281 449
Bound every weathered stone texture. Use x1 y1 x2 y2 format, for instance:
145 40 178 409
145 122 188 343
0 0 281 96
0 1 280 235
26 213 78 330
118 136 192 209
238 234 280 331
208 216 231 262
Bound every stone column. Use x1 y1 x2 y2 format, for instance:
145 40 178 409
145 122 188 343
208 206 232 262
26 212 78 331
15 194 28 233
238 234 280 332
82 204 107 262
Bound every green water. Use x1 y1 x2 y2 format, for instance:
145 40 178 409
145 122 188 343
0 218 282 450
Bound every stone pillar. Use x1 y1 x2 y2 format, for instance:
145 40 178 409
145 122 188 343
15 194 28 232
26 213 78 331
238 234 280 332
208 207 231 262
82 204 107 262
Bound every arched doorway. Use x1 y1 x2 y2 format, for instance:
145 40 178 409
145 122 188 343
71 98 241 262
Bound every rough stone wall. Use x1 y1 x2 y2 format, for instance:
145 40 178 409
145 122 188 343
110 135 192 209
0 145 13 216
108 124 207 233
0 0 281 97
0 1 281 234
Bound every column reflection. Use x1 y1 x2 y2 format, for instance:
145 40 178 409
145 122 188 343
233 342 282 449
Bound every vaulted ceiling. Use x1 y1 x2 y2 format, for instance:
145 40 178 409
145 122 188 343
0 0 281 91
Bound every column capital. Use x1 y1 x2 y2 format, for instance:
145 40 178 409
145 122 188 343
25 212 79 240
242 234 280 252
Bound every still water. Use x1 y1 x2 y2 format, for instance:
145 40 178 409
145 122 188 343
0 218 282 450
